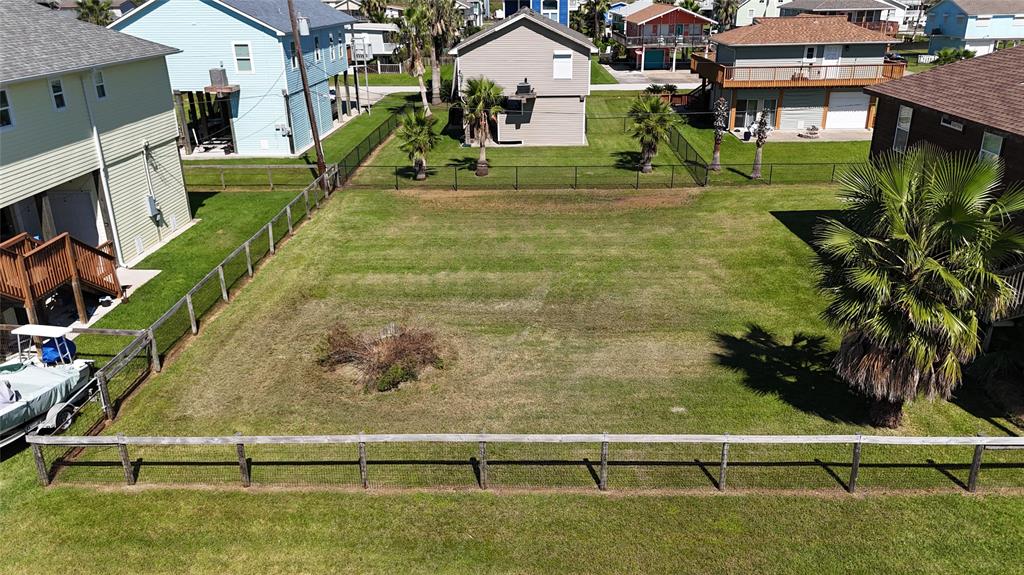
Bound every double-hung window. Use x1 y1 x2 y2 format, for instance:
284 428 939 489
893 104 912 151
315 36 322 62
93 70 107 99
0 90 13 129
290 41 298 69
233 42 253 73
979 131 1003 161
329 33 336 61
553 50 572 79
50 78 66 110
803 46 817 62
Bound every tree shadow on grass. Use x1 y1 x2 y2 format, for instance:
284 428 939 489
771 210 844 251
612 151 641 170
714 324 870 425
186 192 218 218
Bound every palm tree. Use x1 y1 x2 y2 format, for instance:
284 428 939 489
714 0 739 29
461 76 504 176
361 0 389 22
397 3 433 114
591 0 611 41
678 0 702 13
814 146 1024 428
76 0 112 25
397 109 439 180
710 96 728 171
628 94 681 173
426 0 462 105
749 112 771 179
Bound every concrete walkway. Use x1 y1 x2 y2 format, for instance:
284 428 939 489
358 82 692 101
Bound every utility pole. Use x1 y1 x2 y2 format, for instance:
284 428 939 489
287 0 327 176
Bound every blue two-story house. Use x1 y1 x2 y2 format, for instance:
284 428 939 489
503 0 575 25
926 0 1024 56
111 0 354 157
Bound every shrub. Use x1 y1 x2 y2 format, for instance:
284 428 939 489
319 323 443 392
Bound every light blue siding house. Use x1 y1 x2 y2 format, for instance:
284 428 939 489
111 0 354 157
926 0 1024 56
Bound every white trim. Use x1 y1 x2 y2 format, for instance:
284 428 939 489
49 77 67 111
109 0 289 36
232 41 255 74
979 131 1003 161
630 5 716 26
0 88 14 132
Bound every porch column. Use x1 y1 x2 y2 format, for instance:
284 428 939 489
821 88 832 129
727 89 736 130
64 237 89 324
34 192 57 240
671 44 677 72
173 90 193 156
342 71 353 116
332 74 341 121
640 47 646 71
353 66 362 114
775 89 784 130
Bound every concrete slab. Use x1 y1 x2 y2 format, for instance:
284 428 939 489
728 128 873 143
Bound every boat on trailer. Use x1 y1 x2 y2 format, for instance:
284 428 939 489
0 325 93 448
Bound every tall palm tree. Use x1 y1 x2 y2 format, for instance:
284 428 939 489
426 0 462 105
710 96 728 171
678 0 702 13
76 0 112 25
461 76 504 177
397 109 439 180
749 112 771 179
628 94 681 173
814 146 1024 428
397 3 433 114
714 0 739 29
361 0 389 23
591 0 611 40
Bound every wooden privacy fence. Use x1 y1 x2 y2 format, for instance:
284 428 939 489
27 433 1024 493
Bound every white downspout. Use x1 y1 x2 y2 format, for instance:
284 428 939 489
79 73 126 265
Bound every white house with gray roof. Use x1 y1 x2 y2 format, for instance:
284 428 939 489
450 8 597 146
1 0 191 283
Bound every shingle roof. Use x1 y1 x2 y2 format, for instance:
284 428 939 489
781 0 894 11
710 15 895 45
214 0 355 32
450 8 597 54
0 0 178 84
625 3 716 24
865 45 1024 137
940 0 1024 15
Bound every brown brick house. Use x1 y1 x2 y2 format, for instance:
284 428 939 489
864 46 1024 185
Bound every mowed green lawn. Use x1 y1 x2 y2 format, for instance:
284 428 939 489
591 57 618 84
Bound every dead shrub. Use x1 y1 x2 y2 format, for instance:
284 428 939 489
319 323 444 391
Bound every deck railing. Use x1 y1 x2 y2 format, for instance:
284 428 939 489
614 31 709 47
690 54 905 88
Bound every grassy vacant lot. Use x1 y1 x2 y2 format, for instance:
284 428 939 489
591 57 618 84
1 184 1022 573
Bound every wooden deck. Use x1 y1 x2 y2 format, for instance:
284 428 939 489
0 233 121 324
690 54 905 89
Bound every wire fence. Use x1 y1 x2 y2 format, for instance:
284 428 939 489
344 164 705 190
27 433 1024 494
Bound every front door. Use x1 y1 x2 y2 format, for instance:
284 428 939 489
822 44 842 79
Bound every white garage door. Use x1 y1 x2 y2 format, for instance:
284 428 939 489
827 91 870 129
965 41 994 56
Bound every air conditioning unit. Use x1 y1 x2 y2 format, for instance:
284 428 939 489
209 68 229 87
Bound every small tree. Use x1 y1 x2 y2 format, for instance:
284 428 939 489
710 97 728 171
750 112 771 179
397 109 439 180
644 84 664 95
628 94 681 173
714 0 739 29
461 76 504 176
76 0 112 25
397 3 433 114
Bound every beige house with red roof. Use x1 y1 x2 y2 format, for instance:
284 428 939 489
690 15 903 133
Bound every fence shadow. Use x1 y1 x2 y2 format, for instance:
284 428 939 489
714 324 869 425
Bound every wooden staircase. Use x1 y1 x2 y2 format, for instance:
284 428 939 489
0 232 121 324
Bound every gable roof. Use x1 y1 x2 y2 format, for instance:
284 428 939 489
780 0 895 11
1 0 178 84
931 0 1024 15
865 45 1024 137
112 0 355 36
625 3 717 24
710 15 895 45
450 8 598 55
611 0 655 17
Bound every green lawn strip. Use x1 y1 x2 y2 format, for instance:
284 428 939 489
590 57 618 84
72 191 296 360
361 63 454 87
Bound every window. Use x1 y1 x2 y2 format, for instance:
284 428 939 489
0 89 13 129
329 33 336 61
553 50 572 79
233 42 253 73
749 9 754 16
939 114 963 131
803 46 817 61
979 131 1003 161
93 70 107 99
975 15 990 27
1014 14 1024 26
290 41 297 69
49 78 66 110
542 0 558 20
761 98 777 127
893 104 912 151
315 36 322 62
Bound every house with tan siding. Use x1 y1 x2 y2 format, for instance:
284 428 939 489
1 1 190 324
449 8 597 146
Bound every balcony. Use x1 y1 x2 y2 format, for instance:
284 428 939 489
850 19 900 36
613 31 710 48
690 54 905 88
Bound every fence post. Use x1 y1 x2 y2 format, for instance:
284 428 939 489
599 433 609 491
967 437 984 493
236 433 251 487
96 372 114 420
768 164 774 185
718 436 729 491
186 293 198 335
358 439 369 489
268 222 275 254
478 441 488 489
244 241 253 277
32 443 50 486
635 169 640 191
454 167 458 191
267 167 274 191
394 166 399 190
220 168 226 191
830 164 837 183
515 166 519 191
117 434 136 486
285 205 293 235
849 435 862 494
670 164 675 188
217 265 228 302
303 188 311 218
148 329 161 373
573 166 578 190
